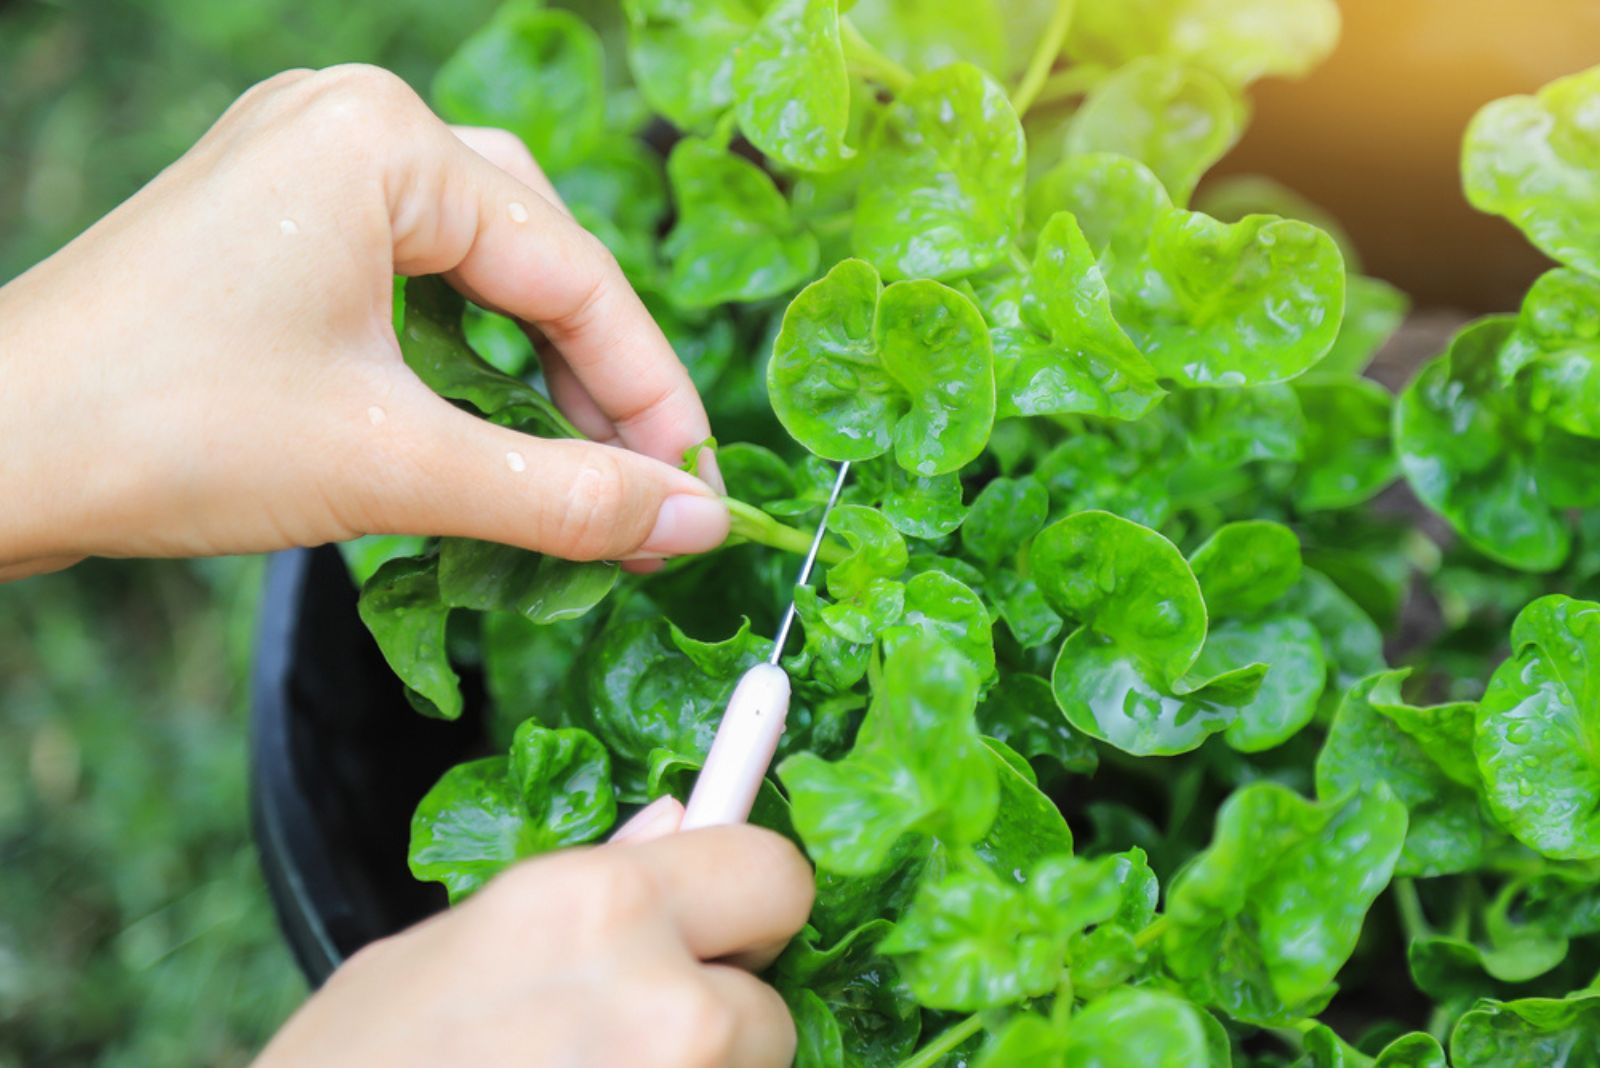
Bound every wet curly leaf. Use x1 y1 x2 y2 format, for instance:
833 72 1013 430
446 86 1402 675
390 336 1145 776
1463 66 1600 278
1033 512 1263 755
990 212 1165 420
853 63 1025 280
358 552 462 721
975 647 1070 736
1164 782 1407 1024
975 989 1209 1068
436 539 618 623
775 921 922 1066
882 570 995 680
973 738 1075 877
399 277 573 437
825 504 909 601
1477 595 1600 859
620 0 759 131
1188 521 1302 618
1293 377 1399 512
1185 522 1325 751
1317 274 1410 377
1200 615 1325 753
1300 1024 1448 1068
882 853 1122 1010
1115 210 1346 387
663 138 819 308
1450 989 1600 1067
1068 0 1340 89
433 2 605 172
962 477 1049 567
1395 317 1600 572
1028 152 1173 292
780 636 999 875
1065 58 1241 204
879 465 968 539
769 259 996 475
408 722 616 902
732 0 854 172
1317 673 1488 878
845 0 1008 75
1498 268 1600 440
880 861 1062 1011
572 619 769 798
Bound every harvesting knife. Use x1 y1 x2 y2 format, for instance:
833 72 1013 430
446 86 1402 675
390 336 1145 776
679 461 851 830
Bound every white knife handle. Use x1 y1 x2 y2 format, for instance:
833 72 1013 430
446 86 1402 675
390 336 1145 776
680 663 792 831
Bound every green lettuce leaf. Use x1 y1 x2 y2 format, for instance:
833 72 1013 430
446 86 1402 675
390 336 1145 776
732 0 854 172
408 721 616 902
663 138 819 308
780 635 999 874
357 552 462 721
1317 673 1488 878
853 63 1025 280
1477 595 1600 859
1463 65 1600 278
1064 57 1240 204
1034 511 1264 755
432 2 606 172
1068 0 1340 89
1164 782 1407 1024
769 259 996 475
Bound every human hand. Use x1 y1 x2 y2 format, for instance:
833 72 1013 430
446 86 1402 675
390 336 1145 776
253 813 815 1068
0 65 726 580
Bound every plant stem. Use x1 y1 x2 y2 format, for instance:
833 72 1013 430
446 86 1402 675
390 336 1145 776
723 498 848 566
1394 878 1431 942
896 1014 985 1068
1132 914 1170 950
840 16 914 93
1011 0 1077 116
1029 63 1109 110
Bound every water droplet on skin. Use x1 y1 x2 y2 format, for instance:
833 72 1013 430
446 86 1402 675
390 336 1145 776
506 451 527 473
367 405 386 426
279 218 299 235
508 201 530 224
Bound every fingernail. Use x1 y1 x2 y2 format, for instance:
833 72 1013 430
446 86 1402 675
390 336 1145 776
696 448 727 495
610 796 684 844
640 494 729 557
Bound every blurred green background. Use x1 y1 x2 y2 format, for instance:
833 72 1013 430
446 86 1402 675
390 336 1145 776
0 1 501 1063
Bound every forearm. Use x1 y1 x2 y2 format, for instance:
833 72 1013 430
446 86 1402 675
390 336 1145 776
0 267 84 570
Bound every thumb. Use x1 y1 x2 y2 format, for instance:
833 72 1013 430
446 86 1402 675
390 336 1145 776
353 393 728 561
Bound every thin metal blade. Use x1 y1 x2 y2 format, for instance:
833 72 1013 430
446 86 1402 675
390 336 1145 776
768 461 850 665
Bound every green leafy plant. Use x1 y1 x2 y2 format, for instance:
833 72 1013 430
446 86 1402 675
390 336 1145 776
347 0 1600 1063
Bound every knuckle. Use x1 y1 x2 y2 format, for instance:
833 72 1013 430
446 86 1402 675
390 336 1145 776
550 237 622 332
552 449 634 559
237 67 317 108
653 979 736 1068
561 851 658 934
295 63 425 137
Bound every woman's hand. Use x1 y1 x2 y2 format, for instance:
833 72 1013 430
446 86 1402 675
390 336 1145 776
255 813 816 1068
0 65 727 579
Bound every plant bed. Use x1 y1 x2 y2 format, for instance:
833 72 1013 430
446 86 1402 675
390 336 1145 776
254 1 1600 1063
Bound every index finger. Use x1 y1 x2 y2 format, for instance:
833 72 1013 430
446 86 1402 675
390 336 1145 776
624 825 816 964
390 115 717 480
